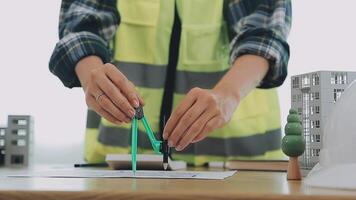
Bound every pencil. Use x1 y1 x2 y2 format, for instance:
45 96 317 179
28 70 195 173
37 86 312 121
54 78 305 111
74 163 108 168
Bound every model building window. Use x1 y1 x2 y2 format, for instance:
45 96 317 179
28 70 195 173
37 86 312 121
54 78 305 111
311 135 318 142
339 73 346 84
314 92 320 100
312 73 319 85
331 73 337 84
303 118 308 128
310 106 314 115
333 88 344 102
13 119 27 126
11 155 24 164
298 107 302 115
312 149 320 156
12 129 27 136
315 120 320 128
297 94 302 102
0 139 4 146
315 106 320 114
292 77 300 88
0 129 5 136
343 74 347 84
316 135 321 142
311 135 315 142
302 93 310 117
302 75 310 88
331 72 347 84
11 139 26 146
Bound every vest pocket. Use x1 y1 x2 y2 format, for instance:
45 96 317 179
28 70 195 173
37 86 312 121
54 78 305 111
116 0 161 63
181 24 224 66
119 0 160 26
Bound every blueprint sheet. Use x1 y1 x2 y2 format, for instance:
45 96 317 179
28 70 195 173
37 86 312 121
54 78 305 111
8 169 236 180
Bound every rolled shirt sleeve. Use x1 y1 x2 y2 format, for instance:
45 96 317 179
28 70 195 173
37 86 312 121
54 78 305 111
49 0 119 88
226 0 292 88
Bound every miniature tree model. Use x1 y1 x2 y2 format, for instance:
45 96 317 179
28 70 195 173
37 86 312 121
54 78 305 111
282 109 305 180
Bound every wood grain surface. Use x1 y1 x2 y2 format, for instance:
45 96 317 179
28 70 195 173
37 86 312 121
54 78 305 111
0 169 355 200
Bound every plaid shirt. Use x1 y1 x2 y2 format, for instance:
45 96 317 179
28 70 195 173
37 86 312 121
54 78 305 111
49 0 291 89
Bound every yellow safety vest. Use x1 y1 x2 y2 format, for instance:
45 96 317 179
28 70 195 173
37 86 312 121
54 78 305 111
84 0 283 166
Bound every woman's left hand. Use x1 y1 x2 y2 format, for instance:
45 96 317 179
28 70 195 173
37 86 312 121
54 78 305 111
163 87 239 151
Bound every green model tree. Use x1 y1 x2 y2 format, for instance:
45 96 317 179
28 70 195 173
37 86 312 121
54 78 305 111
282 109 305 180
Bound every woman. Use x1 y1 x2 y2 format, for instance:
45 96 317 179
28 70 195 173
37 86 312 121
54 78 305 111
49 0 291 166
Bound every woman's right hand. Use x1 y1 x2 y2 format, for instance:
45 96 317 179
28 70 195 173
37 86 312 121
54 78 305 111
75 56 144 124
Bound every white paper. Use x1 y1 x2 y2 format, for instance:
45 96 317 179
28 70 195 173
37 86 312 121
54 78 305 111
8 169 236 180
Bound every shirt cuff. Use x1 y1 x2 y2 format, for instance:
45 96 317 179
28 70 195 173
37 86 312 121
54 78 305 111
49 32 111 88
230 28 290 89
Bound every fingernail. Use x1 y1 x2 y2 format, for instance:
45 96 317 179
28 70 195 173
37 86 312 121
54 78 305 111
133 100 139 108
168 141 173 147
163 133 167 140
176 145 182 151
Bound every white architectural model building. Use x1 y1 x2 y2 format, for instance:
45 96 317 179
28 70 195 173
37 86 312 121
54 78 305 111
0 115 33 167
291 71 356 169
0 127 6 165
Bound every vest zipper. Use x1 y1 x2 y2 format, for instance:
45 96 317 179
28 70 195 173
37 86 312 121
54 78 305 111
159 2 181 143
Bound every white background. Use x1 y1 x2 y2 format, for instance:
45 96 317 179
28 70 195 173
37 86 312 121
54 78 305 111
0 0 355 165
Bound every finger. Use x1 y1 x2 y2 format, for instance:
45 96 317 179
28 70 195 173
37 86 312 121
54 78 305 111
96 92 131 123
175 110 217 151
95 72 135 118
125 79 144 107
192 116 224 143
105 63 140 108
163 89 199 140
167 101 206 148
87 96 123 125
128 80 145 106
137 94 145 106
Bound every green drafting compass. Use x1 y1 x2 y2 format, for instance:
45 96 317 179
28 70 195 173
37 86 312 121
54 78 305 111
131 106 170 174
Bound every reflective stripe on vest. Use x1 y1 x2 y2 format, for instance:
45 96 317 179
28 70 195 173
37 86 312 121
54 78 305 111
84 0 283 165
113 61 227 94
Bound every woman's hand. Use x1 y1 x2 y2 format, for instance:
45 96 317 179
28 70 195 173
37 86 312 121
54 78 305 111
163 87 239 151
75 56 144 124
163 55 270 151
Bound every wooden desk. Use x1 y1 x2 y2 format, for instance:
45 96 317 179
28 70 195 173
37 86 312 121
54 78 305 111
0 168 356 200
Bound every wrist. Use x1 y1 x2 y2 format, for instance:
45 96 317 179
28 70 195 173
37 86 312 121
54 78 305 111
75 55 104 88
214 55 269 103
212 83 241 104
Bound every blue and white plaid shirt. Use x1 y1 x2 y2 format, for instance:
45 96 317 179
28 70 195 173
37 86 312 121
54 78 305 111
49 0 291 89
